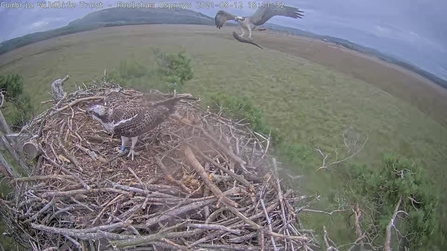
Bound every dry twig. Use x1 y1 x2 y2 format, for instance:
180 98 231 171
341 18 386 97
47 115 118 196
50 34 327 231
1 82 316 250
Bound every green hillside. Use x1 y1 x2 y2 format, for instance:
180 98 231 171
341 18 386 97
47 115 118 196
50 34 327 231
0 8 214 56
0 7 445 89
0 7 446 250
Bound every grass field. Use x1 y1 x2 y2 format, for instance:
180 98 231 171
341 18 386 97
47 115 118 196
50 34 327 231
1 24 447 247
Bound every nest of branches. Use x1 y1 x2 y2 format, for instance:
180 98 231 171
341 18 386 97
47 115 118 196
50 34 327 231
1 82 317 251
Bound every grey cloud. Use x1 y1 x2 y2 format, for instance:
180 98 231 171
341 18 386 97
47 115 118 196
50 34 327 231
0 0 446 80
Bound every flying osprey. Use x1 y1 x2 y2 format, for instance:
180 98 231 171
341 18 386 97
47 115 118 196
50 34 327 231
86 94 197 160
215 6 304 41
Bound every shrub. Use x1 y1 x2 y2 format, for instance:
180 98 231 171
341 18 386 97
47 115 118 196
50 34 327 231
208 93 282 144
0 74 24 102
344 154 438 250
0 74 33 130
154 49 193 92
206 93 438 250
108 49 193 93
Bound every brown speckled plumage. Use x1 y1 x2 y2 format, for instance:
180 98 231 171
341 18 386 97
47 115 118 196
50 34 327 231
110 105 170 137
109 96 195 136
87 94 197 160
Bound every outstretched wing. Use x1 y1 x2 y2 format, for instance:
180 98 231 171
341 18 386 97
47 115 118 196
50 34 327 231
215 10 237 29
249 6 304 26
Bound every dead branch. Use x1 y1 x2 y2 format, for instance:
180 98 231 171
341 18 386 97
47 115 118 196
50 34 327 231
0 131 30 174
323 226 339 251
11 175 76 184
191 144 253 190
384 197 408 251
260 194 277 250
156 157 192 193
0 92 4 108
0 151 19 178
188 223 242 235
184 146 238 208
1 82 316 251
353 204 366 245
316 132 369 171
301 209 346 215
50 75 70 102
50 96 104 116
22 139 40 160
0 108 11 134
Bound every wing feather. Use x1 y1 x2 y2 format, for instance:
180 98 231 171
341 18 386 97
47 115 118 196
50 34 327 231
110 95 195 138
112 106 170 138
215 10 237 29
109 107 138 123
249 6 304 26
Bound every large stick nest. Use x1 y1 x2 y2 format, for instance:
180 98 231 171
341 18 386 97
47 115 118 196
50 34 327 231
1 82 317 250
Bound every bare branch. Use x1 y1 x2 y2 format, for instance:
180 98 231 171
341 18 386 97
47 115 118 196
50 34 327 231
301 208 346 215
4 81 317 250
384 197 408 251
50 75 70 102
316 132 369 171
322 226 339 251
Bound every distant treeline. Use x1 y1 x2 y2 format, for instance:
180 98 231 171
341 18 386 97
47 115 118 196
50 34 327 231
0 8 214 56
0 7 446 88
263 23 447 89
0 23 101 55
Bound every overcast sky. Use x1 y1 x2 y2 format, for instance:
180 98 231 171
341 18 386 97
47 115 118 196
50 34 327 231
1 0 446 80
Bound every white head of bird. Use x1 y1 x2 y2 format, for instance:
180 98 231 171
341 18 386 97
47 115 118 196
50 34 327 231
235 16 245 22
86 104 114 132
86 104 108 118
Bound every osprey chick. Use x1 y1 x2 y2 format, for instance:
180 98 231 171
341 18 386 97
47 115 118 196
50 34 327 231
215 6 304 40
86 95 196 160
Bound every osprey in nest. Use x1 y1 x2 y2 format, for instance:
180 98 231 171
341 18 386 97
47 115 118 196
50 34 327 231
86 94 197 160
215 5 304 41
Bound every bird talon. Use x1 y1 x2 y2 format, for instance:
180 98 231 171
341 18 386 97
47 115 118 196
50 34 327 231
117 150 127 158
215 6 303 43
127 150 139 161
117 146 129 153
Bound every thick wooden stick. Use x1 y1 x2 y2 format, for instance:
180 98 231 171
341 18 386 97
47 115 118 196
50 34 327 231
171 114 246 165
31 222 131 240
384 197 407 251
183 146 238 208
0 151 19 178
49 96 104 116
191 144 253 189
0 131 29 175
0 110 10 134
11 175 76 183
110 229 205 248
